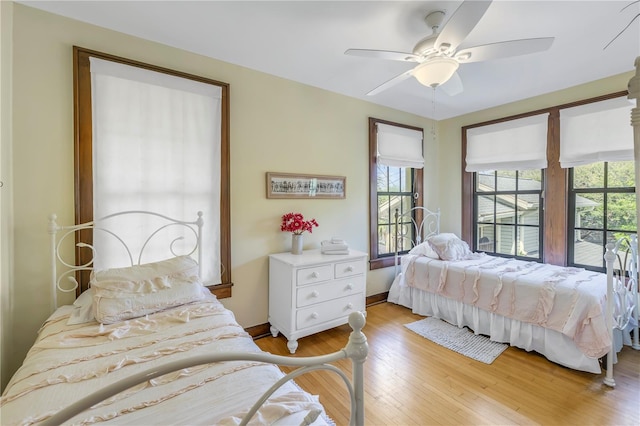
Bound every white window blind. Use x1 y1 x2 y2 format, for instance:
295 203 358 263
376 123 424 169
466 114 549 172
559 96 635 168
90 57 222 284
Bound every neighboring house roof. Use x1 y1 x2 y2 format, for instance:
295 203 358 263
476 175 540 221
476 174 599 221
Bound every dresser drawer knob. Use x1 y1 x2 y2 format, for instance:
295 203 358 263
346 283 353 290
311 291 319 298
346 303 353 310
311 272 319 278
346 266 353 272
311 312 319 319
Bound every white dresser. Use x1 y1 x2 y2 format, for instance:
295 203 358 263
268 249 367 353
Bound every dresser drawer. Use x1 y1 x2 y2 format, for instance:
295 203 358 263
296 294 364 330
296 264 333 286
296 276 365 308
334 259 366 278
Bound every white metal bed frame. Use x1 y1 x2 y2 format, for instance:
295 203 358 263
393 206 441 277
46 210 368 425
393 205 639 387
604 235 640 386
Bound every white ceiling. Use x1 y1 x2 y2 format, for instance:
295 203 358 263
18 0 640 120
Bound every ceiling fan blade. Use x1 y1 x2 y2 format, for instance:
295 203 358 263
439 72 463 96
367 69 414 96
435 0 492 53
344 48 419 62
455 37 554 63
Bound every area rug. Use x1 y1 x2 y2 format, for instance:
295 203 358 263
405 317 508 364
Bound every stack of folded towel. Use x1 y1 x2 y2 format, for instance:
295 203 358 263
321 238 349 255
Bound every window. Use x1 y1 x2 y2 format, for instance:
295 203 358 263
73 47 231 297
465 114 548 260
462 91 635 271
369 118 423 270
568 161 636 271
474 170 543 260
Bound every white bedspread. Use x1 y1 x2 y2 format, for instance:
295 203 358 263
1 295 328 425
402 253 611 358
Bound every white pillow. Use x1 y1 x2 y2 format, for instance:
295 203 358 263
408 241 440 259
427 233 472 261
67 289 96 325
90 256 204 324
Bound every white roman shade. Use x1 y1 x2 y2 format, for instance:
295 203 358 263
90 57 222 284
466 114 549 172
559 96 635 168
376 123 424 169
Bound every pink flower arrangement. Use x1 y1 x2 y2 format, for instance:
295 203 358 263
281 212 319 235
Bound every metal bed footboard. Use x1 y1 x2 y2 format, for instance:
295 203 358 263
604 235 640 387
41 311 367 426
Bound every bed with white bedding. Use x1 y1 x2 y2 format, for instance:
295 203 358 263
387 207 638 381
0 211 367 425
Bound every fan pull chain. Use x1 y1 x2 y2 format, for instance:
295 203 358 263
431 87 437 141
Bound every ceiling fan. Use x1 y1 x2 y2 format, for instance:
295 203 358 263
345 0 554 96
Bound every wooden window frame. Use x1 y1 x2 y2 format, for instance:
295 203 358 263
73 46 232 298
369 117 424 270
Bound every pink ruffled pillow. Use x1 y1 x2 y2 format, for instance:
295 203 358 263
90 256 204 324
427 233 472 261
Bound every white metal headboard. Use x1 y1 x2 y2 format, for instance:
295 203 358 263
393 206 441 276
48 210 204 311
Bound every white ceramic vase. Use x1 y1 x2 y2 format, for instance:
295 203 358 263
291 234 303 255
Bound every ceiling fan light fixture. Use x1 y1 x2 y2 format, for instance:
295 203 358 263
413 57 459 88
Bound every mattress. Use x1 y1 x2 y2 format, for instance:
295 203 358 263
1 294 330 426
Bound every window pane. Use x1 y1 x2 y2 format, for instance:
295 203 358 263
397 223 412 252
519 170 542 190
388 167 401 191
575 193 603 228
476 171 495 192
377 224 392 255
378 196 390 224
401 195 413 216
607 193 637 230
573 163 604 189
518 226 539 258
608 161 635 188
477 225 494 252
497 170 516 191
573 230 604 268
388 195 404 219
518 194 540 225
376 164 388 191
497 198 515 225
477 195 495 223
400 168 412 192
496 225 515 255
607 231 633 247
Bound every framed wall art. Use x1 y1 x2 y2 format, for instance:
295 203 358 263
266 172 346 199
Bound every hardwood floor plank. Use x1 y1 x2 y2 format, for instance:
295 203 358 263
255 302 640 425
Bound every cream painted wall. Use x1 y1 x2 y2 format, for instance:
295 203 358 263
1 0 15 392
4 3 436 383
437 72 634 235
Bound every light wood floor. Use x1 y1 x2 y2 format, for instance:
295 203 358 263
255 302 640 425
